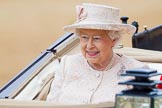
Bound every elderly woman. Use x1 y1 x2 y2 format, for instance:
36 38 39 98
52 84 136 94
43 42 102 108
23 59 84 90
46 3 147 104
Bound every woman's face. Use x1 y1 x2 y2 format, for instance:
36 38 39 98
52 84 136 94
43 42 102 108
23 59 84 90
79 29 116 68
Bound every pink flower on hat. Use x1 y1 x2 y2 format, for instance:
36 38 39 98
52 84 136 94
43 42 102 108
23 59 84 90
76 5 87 23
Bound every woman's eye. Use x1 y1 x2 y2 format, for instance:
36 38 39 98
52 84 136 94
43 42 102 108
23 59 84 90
93 36 101 42
80 35 89 41
94 37 100 40
82 36 88 39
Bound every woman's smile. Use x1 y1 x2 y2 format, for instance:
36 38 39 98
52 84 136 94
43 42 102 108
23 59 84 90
86 51 99 57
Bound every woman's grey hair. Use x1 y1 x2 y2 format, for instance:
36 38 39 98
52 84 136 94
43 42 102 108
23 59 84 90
75 29 122 47
106 30 122 48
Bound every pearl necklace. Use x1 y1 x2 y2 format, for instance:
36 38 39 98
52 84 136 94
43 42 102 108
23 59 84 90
104 53 115 71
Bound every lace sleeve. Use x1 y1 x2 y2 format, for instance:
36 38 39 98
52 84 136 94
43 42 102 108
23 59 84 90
46 55 68 102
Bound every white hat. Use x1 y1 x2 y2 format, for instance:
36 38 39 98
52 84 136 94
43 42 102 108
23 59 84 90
64 3 136 34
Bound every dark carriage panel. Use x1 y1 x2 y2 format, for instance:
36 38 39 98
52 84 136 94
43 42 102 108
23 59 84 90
132 25 162 51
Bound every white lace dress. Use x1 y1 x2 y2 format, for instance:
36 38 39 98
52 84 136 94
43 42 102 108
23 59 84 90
46 53 148 104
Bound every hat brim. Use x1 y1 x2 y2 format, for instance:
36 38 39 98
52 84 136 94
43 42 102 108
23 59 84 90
64 23 136 34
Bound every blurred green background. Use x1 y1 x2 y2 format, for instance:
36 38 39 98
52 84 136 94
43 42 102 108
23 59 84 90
0 0 162 87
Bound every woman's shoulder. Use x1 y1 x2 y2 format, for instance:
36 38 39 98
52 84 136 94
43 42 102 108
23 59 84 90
115 53 148 69
61 53 83 61
60 53 85 66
